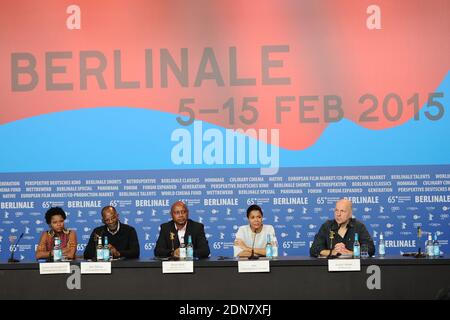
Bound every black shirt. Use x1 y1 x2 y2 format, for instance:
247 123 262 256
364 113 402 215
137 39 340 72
83 223 140 260
309 218 375 257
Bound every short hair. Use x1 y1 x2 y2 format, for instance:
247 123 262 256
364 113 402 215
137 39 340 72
170 201 188 213
246 204 263 218
337 198 353 211
101 205 117 217
45 207 66 224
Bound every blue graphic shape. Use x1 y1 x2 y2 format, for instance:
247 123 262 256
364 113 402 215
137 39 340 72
0 72 448 172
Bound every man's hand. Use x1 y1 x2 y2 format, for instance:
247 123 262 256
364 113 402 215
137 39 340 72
109 244 120 258
334 243 352 254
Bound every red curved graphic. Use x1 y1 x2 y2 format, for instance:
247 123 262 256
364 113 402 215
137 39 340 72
0 0 448 150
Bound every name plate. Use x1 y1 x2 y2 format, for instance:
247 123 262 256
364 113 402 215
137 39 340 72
39 262 71 275
238 260 270 273
80 262 112 274
328 259 361 272
162 261 194 274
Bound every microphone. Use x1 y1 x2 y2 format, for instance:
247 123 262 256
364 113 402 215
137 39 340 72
8 233 24 263
416 226 425 258
327 230 335 259
169 232 176 259
327 223 341 259
248 231 259 260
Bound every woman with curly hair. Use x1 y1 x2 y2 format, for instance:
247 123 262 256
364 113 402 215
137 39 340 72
35 207 77 260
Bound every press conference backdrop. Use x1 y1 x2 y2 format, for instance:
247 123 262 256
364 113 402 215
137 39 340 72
0 1 449 261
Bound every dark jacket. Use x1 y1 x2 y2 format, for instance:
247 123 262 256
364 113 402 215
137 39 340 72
154 219 210 258
309 218 375 257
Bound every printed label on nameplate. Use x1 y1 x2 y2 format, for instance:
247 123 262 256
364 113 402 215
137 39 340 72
238 260 270 273
80 262 112 274
39 262 71 274
162 261 194 273
328 259 361 272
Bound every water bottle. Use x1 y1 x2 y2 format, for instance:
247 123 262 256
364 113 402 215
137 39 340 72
53 237 62 262
353 233 360 258
271 234 278 258
96 237 104 261
186 235 194 259
179 238 186 259
433 233 440 258
378 233 385 257
426 233 434 258
265 234 273 258
103 236 110 261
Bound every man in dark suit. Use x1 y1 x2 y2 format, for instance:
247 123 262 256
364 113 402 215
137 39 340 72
154 201 210 259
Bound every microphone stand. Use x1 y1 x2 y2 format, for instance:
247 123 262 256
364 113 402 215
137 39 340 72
8 233 24 263
248 231 259 260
